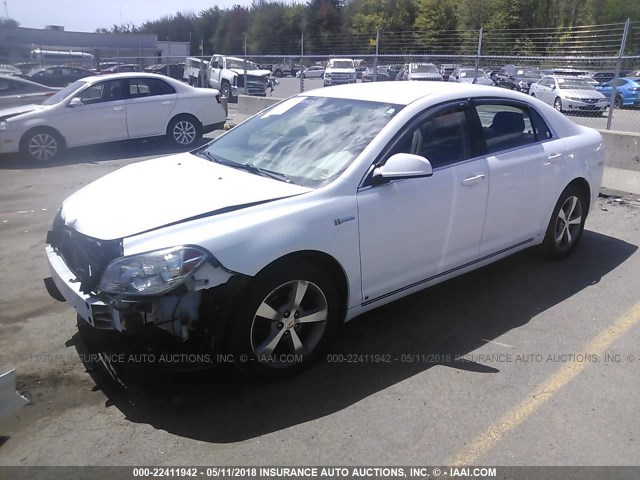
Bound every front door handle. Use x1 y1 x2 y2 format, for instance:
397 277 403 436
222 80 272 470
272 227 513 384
461 174 485 186
161 101 172 105
545 153 563 165
113 106 124 111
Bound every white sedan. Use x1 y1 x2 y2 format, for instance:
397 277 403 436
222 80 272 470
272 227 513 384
44 82 603 379
0 73 227 162
529 75 609 114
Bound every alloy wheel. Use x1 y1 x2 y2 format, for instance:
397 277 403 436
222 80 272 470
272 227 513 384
28 133 58 161
554 98 563 112
173 121 196 145
250 279 328 367
554 195 583 250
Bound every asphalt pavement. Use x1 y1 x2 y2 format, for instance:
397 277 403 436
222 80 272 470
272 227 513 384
0 136 639 467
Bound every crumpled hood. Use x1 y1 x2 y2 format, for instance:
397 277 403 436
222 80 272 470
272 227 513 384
61 152 311 240
229 68 271 78
0 104 44 121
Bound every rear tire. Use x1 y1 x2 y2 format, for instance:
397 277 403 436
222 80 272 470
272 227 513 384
614 95 623 108
167 115 201 147
540 184 587 260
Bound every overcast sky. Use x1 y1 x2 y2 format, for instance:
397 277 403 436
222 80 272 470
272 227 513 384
7 0 243 32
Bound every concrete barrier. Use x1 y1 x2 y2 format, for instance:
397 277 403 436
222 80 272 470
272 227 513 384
597 129 640 194
235 95 281 116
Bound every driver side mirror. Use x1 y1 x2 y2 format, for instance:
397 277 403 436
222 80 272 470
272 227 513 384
68 97 83 107
372 153 433 186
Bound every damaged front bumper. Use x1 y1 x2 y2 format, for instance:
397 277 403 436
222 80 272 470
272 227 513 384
44 244 239 341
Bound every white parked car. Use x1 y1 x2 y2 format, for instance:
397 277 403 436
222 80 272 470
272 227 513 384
0 73 227 162
44 83 603 379
529 75 609 114
323 58 356 87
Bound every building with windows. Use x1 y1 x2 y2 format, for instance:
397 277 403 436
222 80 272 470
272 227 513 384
0 25 189 67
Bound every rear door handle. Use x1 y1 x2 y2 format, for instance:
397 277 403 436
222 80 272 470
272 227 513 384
461 174 485 186
161 101 172 105
113 106 124 111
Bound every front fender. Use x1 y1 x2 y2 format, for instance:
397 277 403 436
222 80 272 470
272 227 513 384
122 190 362 308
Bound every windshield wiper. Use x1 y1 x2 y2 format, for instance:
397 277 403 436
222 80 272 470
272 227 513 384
234 162 292 183
194 149 292 183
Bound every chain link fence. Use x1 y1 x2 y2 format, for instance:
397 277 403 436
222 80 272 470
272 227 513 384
2 21 640 132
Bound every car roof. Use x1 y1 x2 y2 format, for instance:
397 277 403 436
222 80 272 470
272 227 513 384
79 72 180 83
305 81 511 105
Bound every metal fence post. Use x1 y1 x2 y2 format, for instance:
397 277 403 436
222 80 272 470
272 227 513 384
243 35 248 96
474 27 483 78
300 33 304 93
606 18 630 130
373 30 380 82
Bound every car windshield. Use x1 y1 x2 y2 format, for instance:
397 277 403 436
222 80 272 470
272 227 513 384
227 59 258 70
558 79 593 90
41 80 86 105
412 64 438 73
330 61 354 69
198 96 402 188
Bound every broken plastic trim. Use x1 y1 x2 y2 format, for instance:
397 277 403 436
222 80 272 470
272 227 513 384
0 369 29 421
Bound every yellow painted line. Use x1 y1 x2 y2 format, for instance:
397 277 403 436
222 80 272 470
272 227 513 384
451 300 640 466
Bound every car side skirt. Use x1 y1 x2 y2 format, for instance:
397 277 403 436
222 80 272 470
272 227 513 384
345 236 541 322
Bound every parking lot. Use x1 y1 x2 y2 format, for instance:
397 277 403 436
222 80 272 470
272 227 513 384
0 131 640 467
271 78 640 134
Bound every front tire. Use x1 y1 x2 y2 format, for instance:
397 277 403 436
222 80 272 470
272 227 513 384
167 115 201 147
554 97 564 113
220 81 233 100
20 128 64 162
229 262 340 379
541 185 587 260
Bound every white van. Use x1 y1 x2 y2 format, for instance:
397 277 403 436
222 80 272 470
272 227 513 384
323 58 356 87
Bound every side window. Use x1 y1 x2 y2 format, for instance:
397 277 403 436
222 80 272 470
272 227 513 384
128 78 175 98
474 103 536 154
614 79 626 87
128 79 151 97
78 83 104 104
529 108 553 141
151 79 176 95
0 79 12 92
389 106 472 169
78 80 125 104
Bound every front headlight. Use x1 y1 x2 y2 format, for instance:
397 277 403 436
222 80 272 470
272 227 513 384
324 73 331 78
565 96 580 101
99 246 208 295
0 121 7 132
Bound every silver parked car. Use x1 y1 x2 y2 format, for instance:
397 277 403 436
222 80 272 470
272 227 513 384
448 67 495 86
529 76 609 115
296 66 325 78
400 63 443 81
0 75 60 109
